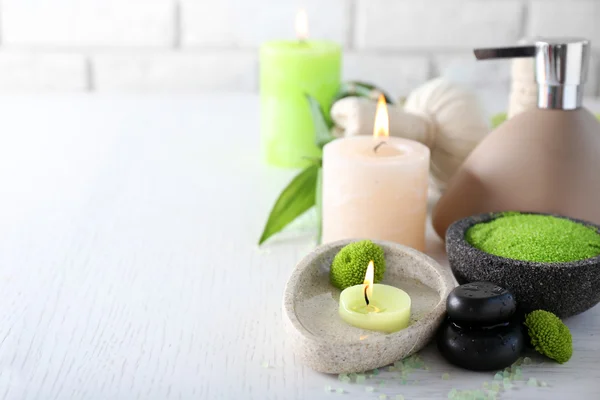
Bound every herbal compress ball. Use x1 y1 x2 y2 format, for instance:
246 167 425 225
330 240 385 290
524 310 573 363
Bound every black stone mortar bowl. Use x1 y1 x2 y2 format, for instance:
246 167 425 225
446 212 600 318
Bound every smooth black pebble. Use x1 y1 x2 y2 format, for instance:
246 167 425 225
446 281 517 325
437 319 524 371
437 282 523 371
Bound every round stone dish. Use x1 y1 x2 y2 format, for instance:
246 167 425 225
446 212 600 318
282 239 456 374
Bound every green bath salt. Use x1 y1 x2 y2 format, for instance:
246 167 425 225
466 212 600 263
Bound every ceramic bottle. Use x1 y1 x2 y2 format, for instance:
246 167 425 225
433 38 600 238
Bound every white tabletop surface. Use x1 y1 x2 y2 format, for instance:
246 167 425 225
1 93 599 400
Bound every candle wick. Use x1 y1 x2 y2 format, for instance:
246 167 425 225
373 141 387 153
364 285 370 306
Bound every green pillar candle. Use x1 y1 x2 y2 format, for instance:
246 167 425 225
260 39 341 168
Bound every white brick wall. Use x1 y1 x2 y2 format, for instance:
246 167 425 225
0 53 87 91
181 0 350 47
93 52 257 91
3 0 175 47
356 0 524 50
528 0 600 50
344 53 429 98
0 0 597 97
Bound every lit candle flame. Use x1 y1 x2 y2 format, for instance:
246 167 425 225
363 260 374 305
373 94 389 138
295 9 308 41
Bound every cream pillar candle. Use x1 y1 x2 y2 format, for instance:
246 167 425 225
322 97 430 250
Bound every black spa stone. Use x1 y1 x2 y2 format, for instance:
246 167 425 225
436 319 524 371
446 282 516 325
445 212 600 318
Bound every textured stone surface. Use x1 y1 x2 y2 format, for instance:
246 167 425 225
282 239 456 374
446 212 600 318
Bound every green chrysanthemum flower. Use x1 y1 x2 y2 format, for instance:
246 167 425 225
330 240 385 290
524 310 573 364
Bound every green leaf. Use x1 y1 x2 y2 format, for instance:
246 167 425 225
333 81 394 104
315 167 323 245
301 156 323 167
258 164 319 245
305 94 335 149
490 112 507 129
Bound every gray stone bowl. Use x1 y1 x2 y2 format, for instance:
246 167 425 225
282 239 456 374
446 212 600 318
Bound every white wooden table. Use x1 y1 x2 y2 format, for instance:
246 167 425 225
0 93 599 400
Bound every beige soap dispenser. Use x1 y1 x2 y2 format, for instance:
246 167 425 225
433 38 600 238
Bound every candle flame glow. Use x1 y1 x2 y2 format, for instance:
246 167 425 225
373 95 389 138
364 260 374 305
295 9 308 40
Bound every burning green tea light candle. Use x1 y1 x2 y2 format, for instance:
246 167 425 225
339 261 411 333
260 9 342 168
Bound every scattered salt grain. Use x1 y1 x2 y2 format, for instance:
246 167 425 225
473 390 485 400
515 357 524 366
527 377 538 387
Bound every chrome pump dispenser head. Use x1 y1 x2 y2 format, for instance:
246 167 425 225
474 38 590 110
